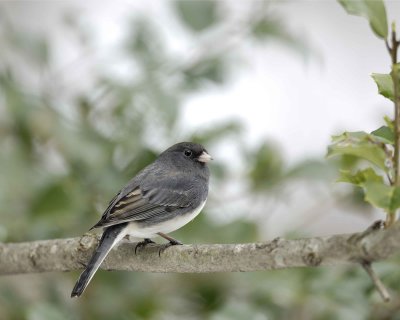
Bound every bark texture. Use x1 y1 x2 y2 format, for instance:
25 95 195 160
0 220 399 275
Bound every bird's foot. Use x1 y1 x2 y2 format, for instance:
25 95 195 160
158 239 183 257
134 238 156 255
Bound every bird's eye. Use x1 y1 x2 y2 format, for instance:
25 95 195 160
184 149 192 157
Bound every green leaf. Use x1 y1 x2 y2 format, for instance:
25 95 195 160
335 168 400 212
331 131 367 143
327 144 385 168
327 131 388 171
363 182 400 212
338 168 384 185
338 0 388 38
371 126 394 144
371 73 393 101
174 0 218 32
338 169 400 212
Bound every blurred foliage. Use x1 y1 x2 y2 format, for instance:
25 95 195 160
174 0 218 32
0 1 400 320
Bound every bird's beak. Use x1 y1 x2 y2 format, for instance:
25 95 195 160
197 151 213 163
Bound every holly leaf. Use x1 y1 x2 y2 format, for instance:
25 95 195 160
371 73 393 101
327 131 388 171
363 182 400 212
338 0 388 39
338 168 400 212
338 168 384 185
331 131 367 142
371 126 394 144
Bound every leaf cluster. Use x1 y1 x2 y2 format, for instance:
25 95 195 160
329 0 400 216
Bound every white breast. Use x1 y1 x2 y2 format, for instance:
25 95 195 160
123 200 206 239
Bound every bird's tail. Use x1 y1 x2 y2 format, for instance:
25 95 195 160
71 223 128 298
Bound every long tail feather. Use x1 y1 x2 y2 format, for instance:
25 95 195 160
71 223 128 297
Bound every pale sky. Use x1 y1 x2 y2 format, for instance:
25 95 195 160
182 0 400 164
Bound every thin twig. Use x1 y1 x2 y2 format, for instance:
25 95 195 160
361 261 391 302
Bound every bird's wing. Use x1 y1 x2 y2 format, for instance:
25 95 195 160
92 182 195 228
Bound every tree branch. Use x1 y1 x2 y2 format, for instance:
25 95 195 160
361 261 391 302
0 220 400 275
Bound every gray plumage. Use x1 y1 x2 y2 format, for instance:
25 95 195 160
71 142 211 297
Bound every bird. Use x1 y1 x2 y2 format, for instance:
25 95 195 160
71 142 211 297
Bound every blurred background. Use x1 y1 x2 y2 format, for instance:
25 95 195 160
1 1 400 319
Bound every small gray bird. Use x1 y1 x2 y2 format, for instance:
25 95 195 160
71 142 211 297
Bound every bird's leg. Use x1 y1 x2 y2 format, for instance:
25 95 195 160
134 238 156 255
157 232 183 256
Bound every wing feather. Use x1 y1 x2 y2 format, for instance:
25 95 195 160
92 185 194 228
